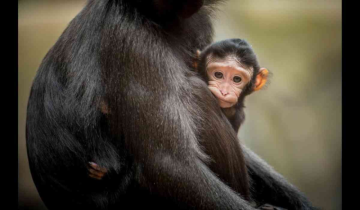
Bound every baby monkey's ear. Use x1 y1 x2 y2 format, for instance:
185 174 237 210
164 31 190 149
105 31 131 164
193 49 201 71
254 68 269 91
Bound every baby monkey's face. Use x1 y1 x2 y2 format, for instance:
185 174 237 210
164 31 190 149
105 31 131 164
206 57 252 108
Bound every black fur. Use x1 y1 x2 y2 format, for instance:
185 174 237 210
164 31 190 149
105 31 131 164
26 0 316 209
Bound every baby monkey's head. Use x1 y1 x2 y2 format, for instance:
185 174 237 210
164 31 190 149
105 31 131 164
197 39 269 108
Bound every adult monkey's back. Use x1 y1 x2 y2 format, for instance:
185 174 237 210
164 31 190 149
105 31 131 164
26 0 315 209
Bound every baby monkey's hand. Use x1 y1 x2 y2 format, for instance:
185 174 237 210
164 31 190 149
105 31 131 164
88 162 108 180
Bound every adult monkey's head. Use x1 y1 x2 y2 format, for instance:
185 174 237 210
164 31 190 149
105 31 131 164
196 39 269 108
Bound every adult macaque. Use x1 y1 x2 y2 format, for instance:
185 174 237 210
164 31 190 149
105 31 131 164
26 0 316 209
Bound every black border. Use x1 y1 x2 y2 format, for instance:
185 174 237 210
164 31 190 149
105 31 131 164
342 1 356 209
4 0 18 209
14 0 349 209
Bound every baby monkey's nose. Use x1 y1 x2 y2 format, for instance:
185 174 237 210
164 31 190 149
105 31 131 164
220 90 229 96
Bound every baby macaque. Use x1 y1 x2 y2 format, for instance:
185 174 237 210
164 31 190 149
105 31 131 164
195 39 284 210
195 38 269 132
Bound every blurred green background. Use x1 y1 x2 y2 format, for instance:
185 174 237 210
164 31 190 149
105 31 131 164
18 0 341 209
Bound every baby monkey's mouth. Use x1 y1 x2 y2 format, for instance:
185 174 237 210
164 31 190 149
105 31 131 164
217 95 237 104
218 98 236 108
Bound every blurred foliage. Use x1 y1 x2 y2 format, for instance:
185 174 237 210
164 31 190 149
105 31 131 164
19 0 341 209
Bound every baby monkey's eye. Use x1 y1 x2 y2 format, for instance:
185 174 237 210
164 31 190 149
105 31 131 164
214 72 223 79
233 76 242 83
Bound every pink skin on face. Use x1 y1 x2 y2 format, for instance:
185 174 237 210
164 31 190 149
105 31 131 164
206 57 252 108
